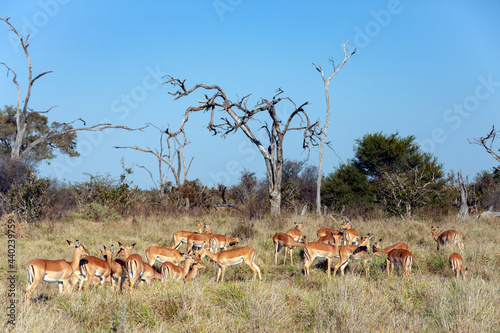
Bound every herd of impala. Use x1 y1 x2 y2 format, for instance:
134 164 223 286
25 219 467 302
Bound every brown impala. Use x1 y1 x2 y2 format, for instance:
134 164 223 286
431 226 464 251
26 240 89 301
196 246 262 282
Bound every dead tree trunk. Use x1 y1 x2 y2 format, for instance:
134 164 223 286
313 42 355 215
457 169 469 219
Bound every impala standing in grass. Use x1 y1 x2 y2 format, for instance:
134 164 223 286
196 246 262 282
449 252 467 278
26 240 89 301
303 233 342 278
117 242 145 290
386 248 413 278
272 232 307 265
431 226 464 250
78 245 112 291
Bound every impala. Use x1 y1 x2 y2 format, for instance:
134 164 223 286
272 232 307 265
78 245 112 291
118 242 145 290
304 234 342 278
386 248 413 278
210 234 241 253
185 262 206 282
26 240 89 301
340 219 360 245
431 226 464 250
161 253 200 281
286 222 304 241
449 252 467 278
101 245 126 291
145 245 191 266
172 221 204 249
196 246 262 282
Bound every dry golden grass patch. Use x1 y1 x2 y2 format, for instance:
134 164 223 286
1 213 499 332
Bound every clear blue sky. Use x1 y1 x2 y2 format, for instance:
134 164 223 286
1 1 499 189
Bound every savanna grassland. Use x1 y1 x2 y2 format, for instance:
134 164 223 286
1 213 499 333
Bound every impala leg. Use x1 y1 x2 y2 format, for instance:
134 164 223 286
219 266 226 282
283 247 288 265
327 258 332 278
290 248 293 265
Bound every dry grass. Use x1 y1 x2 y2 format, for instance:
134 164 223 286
1 213 499 332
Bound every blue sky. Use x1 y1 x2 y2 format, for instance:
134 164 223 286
1 1 499 189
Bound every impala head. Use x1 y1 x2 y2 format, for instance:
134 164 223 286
431 226 439 235
196 221 202 230
229 235 241 246
294 222 303 231
116 242 135 257
372 239 382 254
67 239 90 256
340 219 352 230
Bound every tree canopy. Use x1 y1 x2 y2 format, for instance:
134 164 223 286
0 105 79 164
322 132 446 218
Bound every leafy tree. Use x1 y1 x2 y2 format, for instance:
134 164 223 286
322 132 446 218
0 105 78 164
321 162 373 211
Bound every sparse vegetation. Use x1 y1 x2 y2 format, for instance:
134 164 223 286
2 212 499 332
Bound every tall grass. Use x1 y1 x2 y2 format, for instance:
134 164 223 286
1 213 499 332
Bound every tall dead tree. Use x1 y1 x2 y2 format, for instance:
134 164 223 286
313 42 355 215
1 17 138 162
114 124 193 196
164 77 320 216
457 169 469 219
470 125 500 172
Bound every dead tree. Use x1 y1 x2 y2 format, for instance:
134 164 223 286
163 77 320 216
469 125 500 172
457 169 469 219
313 42 355 215
1 17 138 162
114 124 193 195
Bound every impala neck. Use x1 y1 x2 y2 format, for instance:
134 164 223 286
69 247 84 272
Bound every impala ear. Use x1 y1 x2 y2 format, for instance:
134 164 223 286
131 243 136 248
110 245 114 253
75 240 81 247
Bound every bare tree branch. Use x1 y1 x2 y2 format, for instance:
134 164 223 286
2 17 144 162
163 75 319 216
469 125 500 171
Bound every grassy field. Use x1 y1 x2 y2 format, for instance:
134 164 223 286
1 213 499 332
